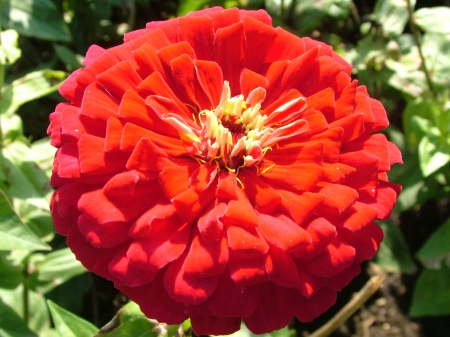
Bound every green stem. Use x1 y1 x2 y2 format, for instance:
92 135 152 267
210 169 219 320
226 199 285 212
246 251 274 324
23 257 30 325
407 0 437 99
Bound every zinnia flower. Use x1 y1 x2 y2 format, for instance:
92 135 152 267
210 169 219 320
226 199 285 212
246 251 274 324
48 7 402 335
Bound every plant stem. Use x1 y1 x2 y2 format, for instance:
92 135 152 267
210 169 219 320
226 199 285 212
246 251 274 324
407 0 436 99
23 257 30 325
308 264 387 337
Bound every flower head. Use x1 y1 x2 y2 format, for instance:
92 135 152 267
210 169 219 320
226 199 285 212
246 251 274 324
48 7 402 335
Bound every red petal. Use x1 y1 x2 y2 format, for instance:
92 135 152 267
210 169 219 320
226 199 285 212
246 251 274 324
60 105 86 141
178 15 214 60
240 68 268 98
228 250 268 286
108 245 157 286
78 134 128 175
116 272 188 325
104 117 124 152
310 127 344 162
293 286 337 322
129 200 175 237
305 87 335 121
133 42 165 79
83 44 105 66
80 83 118 124
67 226 105 270
189 162 218 192
172 183 217 223
243 282 293 334
75 53 118 90
293 217 337 261
197 201 227 244
279 190 324 225
159 164 195 199
214 22 245 96
184 230 228 279
129 28 170 50
327 261 361 291
339 150 379 195
224 188 259 227
55 143 80 179
96 60 142 99
120 123 186 157
227 226 269 255
104 170 156 196
146 19 179 43
191 316 241 336
78 214 129 248
261 163 324 191
265 27 305 62
127 220 191 271
367 97 389 132
158 41 196 70
295 262 328 298
195 60 224 108
328 201 378 232
126 137 169 172
206 7 240 30
265 244 300 287
316 183 358 213
216 170 238 200
239 170 282 213
302 235 356 277
334 80 357 119
264 141 323 166
257 213 311 251
163 252 219 305
329 113 365 143
206 271 257 317
242 15 278 72
359 180 400 220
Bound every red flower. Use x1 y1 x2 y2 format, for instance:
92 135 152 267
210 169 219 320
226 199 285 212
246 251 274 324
48 7 402 335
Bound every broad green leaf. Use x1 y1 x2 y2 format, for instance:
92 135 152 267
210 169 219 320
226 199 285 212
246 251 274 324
373 220 416 274
0 251 23 289
97 301 184 337
417 217 450 269
373 0 410 36
409 265 450 316
0 298 38 337
0 285 50 334
0 69 66 116
418 135 450 177
0 0 71 42
221 323 296 337
0 29 21 65
31 138 56 179
47 300 98 337
0 189 49 251
421 33 450 88
414 7 450 34
33 248 87 294
53 44 83 71
2 140 51 202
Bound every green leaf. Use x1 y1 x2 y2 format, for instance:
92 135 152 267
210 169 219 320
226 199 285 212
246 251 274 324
409 265 450 316
53 44 83 71
30 138 56 179
0 29 21 65
220 323 296 337
373 0 410 36
414 7 450 34
0 189 50 251
0 298 38 337
97 301 185 337
417 217 450 269
0 69 66 116
0 285 51 334
373 220 416 274
47 300 98 337
33 248 87 294
0 0 71 42
418 135 450 177
0 251 23 289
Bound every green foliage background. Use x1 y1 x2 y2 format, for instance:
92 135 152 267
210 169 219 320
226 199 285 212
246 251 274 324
0 0 450 336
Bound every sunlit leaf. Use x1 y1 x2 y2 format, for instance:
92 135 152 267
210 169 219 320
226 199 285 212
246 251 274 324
97 301 184 337
47 300 98 337
373 0 411 36
417 218 450 269
0 29 21 65
409 265 450 316
0 0 71 41
0 252 23 289
414 7 450 34
221 323 296 337
418 135 450 177
0 69 66 116
0 298 38 337
0 189 50 251
33 248 87 294
373 220 416 274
